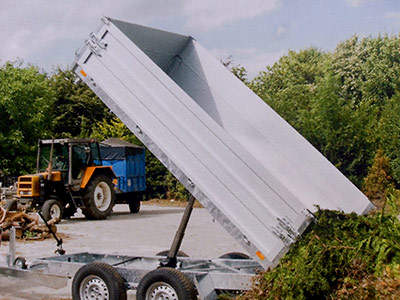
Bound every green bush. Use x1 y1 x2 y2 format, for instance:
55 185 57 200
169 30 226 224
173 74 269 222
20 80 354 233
240 207 400 300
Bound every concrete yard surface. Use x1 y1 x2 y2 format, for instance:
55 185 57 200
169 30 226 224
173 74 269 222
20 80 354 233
0 203 245 299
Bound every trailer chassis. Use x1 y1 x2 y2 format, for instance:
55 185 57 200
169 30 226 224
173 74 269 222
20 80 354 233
0 198 260 300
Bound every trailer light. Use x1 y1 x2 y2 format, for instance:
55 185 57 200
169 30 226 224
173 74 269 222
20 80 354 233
80 69 87 77
256 251 265 261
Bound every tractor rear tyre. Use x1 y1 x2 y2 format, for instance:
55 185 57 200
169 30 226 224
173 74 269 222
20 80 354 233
41 199 63 224
82 174 115 220
72 262 127 300
137 267 197 300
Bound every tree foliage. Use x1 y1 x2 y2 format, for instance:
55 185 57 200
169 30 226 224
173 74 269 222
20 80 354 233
378 94 400 184
240 208 400 300
51 69 112 138
251 34 400 188
0 63 55 175
363 149 395 207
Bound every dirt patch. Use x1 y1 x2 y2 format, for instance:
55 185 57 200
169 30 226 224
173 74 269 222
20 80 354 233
18 232 70 243
144 198 203 208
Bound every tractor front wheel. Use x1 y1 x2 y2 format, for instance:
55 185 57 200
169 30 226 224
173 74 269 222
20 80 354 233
82 175 115 220
41 199 63 224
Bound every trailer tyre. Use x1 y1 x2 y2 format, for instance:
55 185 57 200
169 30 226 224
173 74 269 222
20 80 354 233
156 250 189 257
82 175 115 220
217 252 250 297
128 200 140 213
13 256 27 269
72 262 127 300
137 267 197 300
41 199 63 224
219 252 250 259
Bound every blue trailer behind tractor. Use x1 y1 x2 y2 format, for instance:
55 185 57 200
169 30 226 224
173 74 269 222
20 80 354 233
100 138 146 213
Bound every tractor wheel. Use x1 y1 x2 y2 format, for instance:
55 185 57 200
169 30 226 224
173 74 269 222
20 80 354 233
82 174 115 220
137 267 197 300
41 199 63 224
128 200 141 213
72 262 127 300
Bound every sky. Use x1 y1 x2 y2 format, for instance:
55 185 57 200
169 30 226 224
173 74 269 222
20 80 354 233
0 0 399 79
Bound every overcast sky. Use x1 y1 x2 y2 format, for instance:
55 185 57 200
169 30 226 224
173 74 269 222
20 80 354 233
1 0 399 79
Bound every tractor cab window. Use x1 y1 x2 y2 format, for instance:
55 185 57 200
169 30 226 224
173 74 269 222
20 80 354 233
72 145 90 179
39 144 69 171
89 142 102 166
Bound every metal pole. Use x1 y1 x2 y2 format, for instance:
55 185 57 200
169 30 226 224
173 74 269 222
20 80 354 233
161 194 195 268
6 227 16 267
38 211 65 255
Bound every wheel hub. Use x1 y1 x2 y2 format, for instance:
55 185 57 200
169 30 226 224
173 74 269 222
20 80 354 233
94 182 111 211
147 282 178 300
50 204 61 219
81 276 109 300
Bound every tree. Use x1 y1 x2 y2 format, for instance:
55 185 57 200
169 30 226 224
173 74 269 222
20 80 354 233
363 148 394 207
378 94 400 185
310 70 374 186
0 62 55 175
333 35 400 107
51 69 112 138
221 56 249 84
250 35 400 188
251 48 327 135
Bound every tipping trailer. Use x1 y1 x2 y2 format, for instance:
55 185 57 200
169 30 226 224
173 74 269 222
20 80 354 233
0 17 373 300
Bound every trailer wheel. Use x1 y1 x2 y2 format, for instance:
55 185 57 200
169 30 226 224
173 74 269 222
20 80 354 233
137 267 197 300
156 250 189 257
72 262 127 300
14 256 27 269
41 199 63 224
217 252 250 297
82 175 115 220
128 200 141 213
219 252 250 259
5 199 18 212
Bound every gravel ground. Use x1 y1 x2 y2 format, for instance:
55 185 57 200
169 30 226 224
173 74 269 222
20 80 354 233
0 203 245 299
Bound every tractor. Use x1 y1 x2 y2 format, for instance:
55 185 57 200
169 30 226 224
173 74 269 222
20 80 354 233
16 139 117 222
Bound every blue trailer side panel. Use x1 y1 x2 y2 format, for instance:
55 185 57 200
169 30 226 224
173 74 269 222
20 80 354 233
126 149 146 192
100 146 146 194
